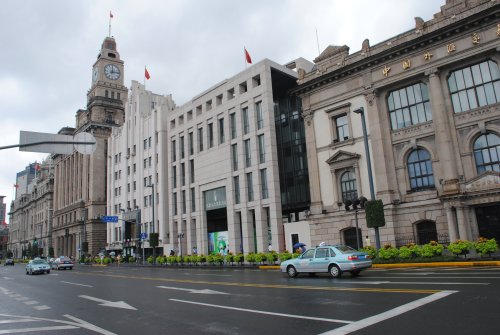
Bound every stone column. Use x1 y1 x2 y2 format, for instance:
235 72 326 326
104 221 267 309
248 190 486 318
241 209 254 253
456 206 472 241
301 107 323 214
445 205 459 242
426 69 459 194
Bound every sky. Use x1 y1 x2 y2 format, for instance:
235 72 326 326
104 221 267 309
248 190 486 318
0 0 440 221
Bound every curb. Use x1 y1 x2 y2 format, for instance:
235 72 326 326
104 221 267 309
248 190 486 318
372 260 500 268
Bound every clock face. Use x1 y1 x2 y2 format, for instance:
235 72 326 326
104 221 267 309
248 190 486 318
92 67 99 82
104 64 120 80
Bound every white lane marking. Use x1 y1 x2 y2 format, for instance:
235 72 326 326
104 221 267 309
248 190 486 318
158 285 230 295
64 314 118 335
60 281 93 287
346 280 489 285
78 295 137 310
23 301 39 305
320 290 457 335
15 297 29 301
33 305 51 310
0 319 36 324
186 273 233 277
366 276 500 279
2 277 13 280
0 325 78 334
170 299 353 324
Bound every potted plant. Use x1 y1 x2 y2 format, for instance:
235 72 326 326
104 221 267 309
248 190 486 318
474 237 498 257
447 240 473 258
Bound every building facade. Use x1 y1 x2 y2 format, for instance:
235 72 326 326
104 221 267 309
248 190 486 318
295 0 500 248
52 36 127 258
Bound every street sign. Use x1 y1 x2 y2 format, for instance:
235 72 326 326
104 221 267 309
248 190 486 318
140 233 148 240
19 130 96 155
102 216 119 223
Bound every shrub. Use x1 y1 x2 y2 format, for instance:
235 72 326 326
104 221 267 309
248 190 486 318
176 255 183 264
278 251 293 262
198 254 207 264
225 253 234 264
129 256 136 263
183 255 191 264
156 255 166 265
213 254 224 264
255 252 266 264
447 240 473 257
233 253 244 264
398 246 414 259
360 246 377 259
265 251 278 264
147 256 154 264
420 241 444 258
474 237 498 257
377 244 399 260
167 255 177 265
246 253 256 264
207 254 215 264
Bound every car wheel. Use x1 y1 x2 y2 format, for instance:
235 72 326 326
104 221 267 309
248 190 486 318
29 269 33 275
351 270 361 276
26 270 29 275
287 265 298 278
47 270 50 274
329 264 342 278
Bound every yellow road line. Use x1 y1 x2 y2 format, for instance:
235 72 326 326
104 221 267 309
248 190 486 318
74 271 440 295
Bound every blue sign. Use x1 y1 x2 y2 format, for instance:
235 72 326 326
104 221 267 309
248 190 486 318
102 216 119 223
140 233 148 240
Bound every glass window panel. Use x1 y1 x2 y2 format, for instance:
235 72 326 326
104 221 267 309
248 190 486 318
424 102 432 121
448 73 457 93
414 163 421 176
408 165 415 177
459 90 470 111
489 60 500 80
416 178 423 188
467 89 478 109
474 135 487 150
455 70 465 90
463 67 474 88
414 85 423 102
429 175 435 186
410 106 418 124
471 64 483 85
490 147 499 162
402 108 411 127
390 112 397 129
420 84 429 102
410 179 417 189
408 151 417 163
400 89 409 107
393 91 402 109
484 83 496 105
488 133 500 145
494 81 500 102
396 110 405 129
417 103 426 122
420 161 428 175
407 86 416 105
482 149 491 163
476 85 487 106
388 94 395 111
480 62 492 82
451 94 462 113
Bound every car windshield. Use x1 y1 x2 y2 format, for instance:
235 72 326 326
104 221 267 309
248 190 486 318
335 245 357 253
32 260 47 265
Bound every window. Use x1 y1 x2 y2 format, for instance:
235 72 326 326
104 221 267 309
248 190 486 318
448 60 500 113
198 128 204 152
219 118 225 144
171 140 176 162
190 159 195 183
258 135 265 163
144 177 148 187
260 168 268 199
387 83 432 130
133 181 136 191
340 170 357 202
181 163 185 186
232 144 238 171
149 137 152 148
172 166 177 188
208 123 214 148
233 176 240 204
242 107 250 134
255 101 264 129
244 139 251 167
143 159 147 169
334 114 349 142
133 163 136 173
230 113 237 139
246 172 254 202
180 136 185 159
407 149 435 191
474 133 500 173
182 190 186 214
315 248 330 258
144 139 148 150
144 196 148 207
191 187 196 212
188 132 194 156
148 157 152 168
173 192 177 215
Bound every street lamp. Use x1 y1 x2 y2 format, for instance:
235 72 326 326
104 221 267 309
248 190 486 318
146 183 155 265
353 107 381 250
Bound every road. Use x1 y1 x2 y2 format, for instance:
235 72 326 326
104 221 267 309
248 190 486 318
1 264 499 334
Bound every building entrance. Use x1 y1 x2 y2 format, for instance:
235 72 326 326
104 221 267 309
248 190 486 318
475 204 500 241
207 207 229 255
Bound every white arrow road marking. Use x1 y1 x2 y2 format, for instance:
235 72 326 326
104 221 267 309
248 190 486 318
157 285 230 295
78 295 137 310
61 281 93 287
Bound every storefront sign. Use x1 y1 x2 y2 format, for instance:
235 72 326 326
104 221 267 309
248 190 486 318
204 187 226 210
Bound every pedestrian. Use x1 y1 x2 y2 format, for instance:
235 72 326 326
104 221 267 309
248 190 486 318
365 236 371 247
268 244 273 252
169 249 175 256
192 246 198 255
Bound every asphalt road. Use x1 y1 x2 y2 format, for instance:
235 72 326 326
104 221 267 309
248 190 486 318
1 264 499 334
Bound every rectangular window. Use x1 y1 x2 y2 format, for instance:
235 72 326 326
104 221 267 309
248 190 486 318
173 192 177 215
190 159 195 183
218 118 225 144
127 183 130 193
127 166 130 175
148 157 152 168
133 181 136 191
171 139 177 162
256 101 264 129
258 134 265 163
149 137 152 148
260 168 269 199
232 144 238 171
242 107 249 134
144 177 147 187
133 163 136 173
230 113 237 139
188 132 194 155
233 176 240 204
180 136 185 159
334 114 349 142
181 163 186 186
144 139 147 150
198 128 204 152
246 172 254 202
191 187 196 212
172 166 177 188
208 123 214 148
143 159 147 169
182 190 186 214
144 196 148 207
244 139 251 167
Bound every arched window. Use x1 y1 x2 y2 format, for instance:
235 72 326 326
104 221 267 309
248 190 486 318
474 133 500 173
340 170 357 202
387 83 432 130
415 221 438 245
407 149 434 191
448 60 500 113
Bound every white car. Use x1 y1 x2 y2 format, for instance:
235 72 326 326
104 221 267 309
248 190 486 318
51 256 74 270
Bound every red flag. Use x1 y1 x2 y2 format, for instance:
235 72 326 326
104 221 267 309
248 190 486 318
145 67 151 80
35 164 41 171
13 184 19 189
110 11 114 19
244 48 252 64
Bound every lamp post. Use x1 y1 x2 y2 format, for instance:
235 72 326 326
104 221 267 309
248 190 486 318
353 107 381 249
147 183 155 265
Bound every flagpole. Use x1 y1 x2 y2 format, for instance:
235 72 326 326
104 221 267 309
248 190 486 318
244 47 247 69
109 11 112 37
144 66 146 88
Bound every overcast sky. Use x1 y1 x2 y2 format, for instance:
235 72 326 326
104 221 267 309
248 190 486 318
0 0 440 220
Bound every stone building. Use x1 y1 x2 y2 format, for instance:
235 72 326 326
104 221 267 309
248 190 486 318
294 0 500 248
52 36 127 258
